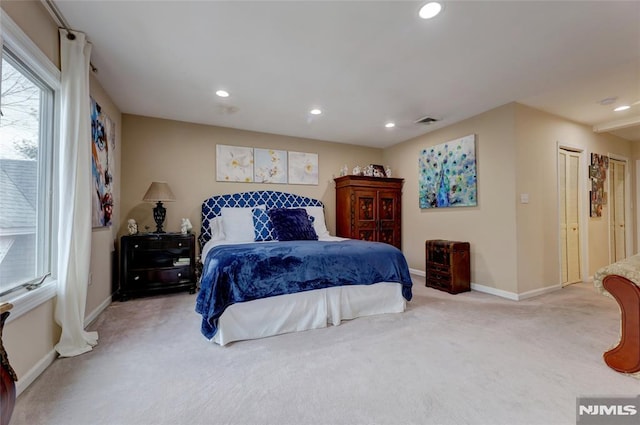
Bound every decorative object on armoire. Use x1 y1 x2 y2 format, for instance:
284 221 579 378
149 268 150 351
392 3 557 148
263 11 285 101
90 96 116 228
363 164 374 177
340 164 348 177
425 240 471 294
419 134 477 209
352 165 362 176
589 153 609 218
181 218 193 235
334 175 403 249
142 181 176 233
385 165 392 178
127 219 138 235
371 164 385 178
0 303 17 425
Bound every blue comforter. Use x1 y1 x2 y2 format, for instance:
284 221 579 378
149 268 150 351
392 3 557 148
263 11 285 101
195 240 413 339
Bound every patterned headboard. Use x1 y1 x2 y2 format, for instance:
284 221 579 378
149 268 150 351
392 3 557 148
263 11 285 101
200 190 324 246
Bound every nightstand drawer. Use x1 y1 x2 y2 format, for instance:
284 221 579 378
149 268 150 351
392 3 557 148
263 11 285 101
127 266 192 285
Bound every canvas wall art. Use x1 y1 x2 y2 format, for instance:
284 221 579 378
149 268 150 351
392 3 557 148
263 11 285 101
419 134 477 209
589 153 608 217
91 97 115 227
216 144 254 182
254 148 287 183
288 151 318 185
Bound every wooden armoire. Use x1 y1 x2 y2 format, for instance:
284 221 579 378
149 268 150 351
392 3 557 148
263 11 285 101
334 175 403 249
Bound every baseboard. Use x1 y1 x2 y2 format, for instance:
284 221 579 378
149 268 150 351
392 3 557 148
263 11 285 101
84 294 112 328
412 268 560 301
514 284 562 300
409 268 425 277
15 348 57 397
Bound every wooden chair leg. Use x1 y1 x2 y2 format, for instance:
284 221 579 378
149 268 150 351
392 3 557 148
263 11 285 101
602 275 640 374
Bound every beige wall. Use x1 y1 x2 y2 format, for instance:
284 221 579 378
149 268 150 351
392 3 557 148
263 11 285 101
119 115 383 247
2 0 122 387
383 104 520 293
514 104 633 293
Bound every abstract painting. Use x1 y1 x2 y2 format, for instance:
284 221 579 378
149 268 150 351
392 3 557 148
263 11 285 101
288 151 318 185
254 148 287 183
91 97 115 227
216 144 254 182
419 134 477 209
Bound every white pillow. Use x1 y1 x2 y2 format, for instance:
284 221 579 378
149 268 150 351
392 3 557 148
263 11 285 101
221 206 265 241
209 216 225 241
303 206 330 237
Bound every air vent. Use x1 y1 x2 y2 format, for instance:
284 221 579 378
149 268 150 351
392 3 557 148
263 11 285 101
415 116 439 124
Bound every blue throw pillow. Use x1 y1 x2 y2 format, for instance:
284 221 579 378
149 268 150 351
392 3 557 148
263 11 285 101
252 208 275 241
267 208 318 241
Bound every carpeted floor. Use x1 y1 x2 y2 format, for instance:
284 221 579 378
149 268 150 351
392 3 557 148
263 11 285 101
10 276 639 425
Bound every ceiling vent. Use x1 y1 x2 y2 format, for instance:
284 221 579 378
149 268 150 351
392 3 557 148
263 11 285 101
415 116 439 125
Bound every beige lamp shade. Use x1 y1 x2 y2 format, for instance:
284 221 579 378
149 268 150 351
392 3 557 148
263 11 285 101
142 181 176 202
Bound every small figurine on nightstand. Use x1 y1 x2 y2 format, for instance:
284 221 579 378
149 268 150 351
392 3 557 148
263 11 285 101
181 218 192 235
127 219 138 235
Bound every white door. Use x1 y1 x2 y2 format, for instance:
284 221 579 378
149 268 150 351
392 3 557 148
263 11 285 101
559 149 581 285
609 158 626 262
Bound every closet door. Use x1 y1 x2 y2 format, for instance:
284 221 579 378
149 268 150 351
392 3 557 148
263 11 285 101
609 158 626 262
559 149 581 285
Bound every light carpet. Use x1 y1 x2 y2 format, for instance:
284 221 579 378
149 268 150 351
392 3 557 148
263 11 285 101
9 277 639 425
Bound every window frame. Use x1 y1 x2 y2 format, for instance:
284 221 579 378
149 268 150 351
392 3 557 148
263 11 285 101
1 13 60 322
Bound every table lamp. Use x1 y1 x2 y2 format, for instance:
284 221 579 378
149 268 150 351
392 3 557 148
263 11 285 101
142 181 176 233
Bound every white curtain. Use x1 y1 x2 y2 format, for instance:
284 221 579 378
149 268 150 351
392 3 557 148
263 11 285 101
54 29 98 357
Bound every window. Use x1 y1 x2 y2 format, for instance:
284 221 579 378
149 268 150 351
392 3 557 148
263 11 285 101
0 14 59 312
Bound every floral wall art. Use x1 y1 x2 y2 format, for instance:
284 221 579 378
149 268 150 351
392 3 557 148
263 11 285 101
419 134 477 209
288 151 318 185
215 145 318 185
216 144 254 182
91 97 116 227
254 148 287 183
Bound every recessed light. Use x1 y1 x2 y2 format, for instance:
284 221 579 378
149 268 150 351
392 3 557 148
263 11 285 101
216 90 229 98
385 122 396 128
419 2 442 19
614 105 630 112
310 108 322 115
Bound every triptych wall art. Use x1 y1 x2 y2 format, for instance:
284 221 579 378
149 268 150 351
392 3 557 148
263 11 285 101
589 153 608 218
418 134 477 209
216 144 318 185
90 97 116 228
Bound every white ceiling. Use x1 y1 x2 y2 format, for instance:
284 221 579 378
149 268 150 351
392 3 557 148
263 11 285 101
53 0 640 148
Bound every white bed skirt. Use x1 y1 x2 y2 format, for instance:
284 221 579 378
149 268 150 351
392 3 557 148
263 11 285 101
211 282 406 345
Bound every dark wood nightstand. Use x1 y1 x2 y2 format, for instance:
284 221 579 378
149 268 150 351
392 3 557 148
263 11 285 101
425 240 470 294
119 233 196 300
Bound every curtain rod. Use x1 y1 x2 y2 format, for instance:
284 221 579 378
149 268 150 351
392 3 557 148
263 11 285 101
40 0 98 73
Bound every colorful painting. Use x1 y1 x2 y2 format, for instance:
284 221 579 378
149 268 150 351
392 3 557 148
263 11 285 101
589 152 608 217
91 97 115 227
216 145 254 182
419 134 477 209
254 148 287 183
288 151 318 185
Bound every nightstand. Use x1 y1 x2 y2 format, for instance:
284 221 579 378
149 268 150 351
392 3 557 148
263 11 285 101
119 233 196 300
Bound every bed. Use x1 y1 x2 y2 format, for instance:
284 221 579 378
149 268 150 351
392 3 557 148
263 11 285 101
593 253 640 376
195 190 413 345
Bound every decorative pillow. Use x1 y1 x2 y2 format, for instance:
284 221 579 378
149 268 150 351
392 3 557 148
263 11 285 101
303 206 330 238
209 216 226 241
252 208 276 241
268 208 318 241
221 205 265 241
